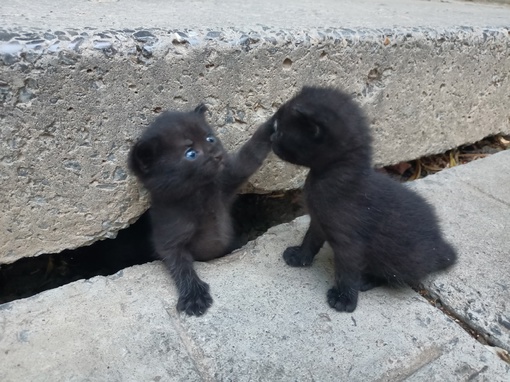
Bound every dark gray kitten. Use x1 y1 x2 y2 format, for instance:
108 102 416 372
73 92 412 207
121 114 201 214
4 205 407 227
271 86 457 312
129 104 273 316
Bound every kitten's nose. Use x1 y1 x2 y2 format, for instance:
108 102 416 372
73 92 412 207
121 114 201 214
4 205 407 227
214 154 223 162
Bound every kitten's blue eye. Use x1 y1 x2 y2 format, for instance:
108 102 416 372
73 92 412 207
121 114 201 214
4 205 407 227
185 148 198 160
206 135 215 143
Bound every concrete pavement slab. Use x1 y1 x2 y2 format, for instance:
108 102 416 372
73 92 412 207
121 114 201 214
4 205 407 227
412 150 510 353
3 0 510 30
176 216 509 381
0 270 203 381
1 211 509 380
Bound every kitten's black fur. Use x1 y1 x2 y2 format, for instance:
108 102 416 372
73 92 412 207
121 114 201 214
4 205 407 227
271 86 457 312
129 104 273 316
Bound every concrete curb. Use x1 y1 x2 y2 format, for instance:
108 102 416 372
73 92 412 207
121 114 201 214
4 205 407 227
1 0 510 279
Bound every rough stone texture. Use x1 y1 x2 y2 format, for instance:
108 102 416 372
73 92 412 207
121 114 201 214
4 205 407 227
1 0 510 264
411 150 510 353
3 0 510 30
1 214 509 381
0 273 204 382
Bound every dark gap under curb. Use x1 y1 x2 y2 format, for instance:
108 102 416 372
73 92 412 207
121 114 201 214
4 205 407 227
0 134 508 305
413 285 510 364
0 190 306 305
376 134 509 182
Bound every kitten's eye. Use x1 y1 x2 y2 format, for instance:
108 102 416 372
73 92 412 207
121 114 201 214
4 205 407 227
185 148 198 160
206 135 216 143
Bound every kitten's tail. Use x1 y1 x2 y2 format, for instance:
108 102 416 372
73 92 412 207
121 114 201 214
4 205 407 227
433 241 458 271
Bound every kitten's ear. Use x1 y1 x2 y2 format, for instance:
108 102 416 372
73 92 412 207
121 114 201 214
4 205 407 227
129 138 159 175
292 105 322 139
194 103 208 115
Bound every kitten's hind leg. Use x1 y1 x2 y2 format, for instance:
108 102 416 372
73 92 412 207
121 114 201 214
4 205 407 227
161 249 213 316
283 218 325 267
359 273 386 292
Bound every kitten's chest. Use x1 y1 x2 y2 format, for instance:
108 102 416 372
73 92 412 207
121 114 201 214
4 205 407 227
189 197 233 261
303 174 345 218
303 175 321 209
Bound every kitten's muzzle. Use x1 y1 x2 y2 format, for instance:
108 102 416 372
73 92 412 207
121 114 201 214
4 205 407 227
211 153 225 170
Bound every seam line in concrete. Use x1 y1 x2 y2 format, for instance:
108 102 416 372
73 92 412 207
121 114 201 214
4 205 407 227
164 305 216 382
465 183 510 209
379 344 443 381
415 285 510 363
466 365 490 381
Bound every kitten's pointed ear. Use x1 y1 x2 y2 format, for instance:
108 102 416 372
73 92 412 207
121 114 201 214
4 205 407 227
194 103 208 115
292 105 322 139
129 138 159 175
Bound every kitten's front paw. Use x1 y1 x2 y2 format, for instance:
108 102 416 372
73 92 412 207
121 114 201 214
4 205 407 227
283 246 313 267
327 287 358 312
177 281 213 316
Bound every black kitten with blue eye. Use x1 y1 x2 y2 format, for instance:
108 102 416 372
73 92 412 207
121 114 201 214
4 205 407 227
129 104 274 316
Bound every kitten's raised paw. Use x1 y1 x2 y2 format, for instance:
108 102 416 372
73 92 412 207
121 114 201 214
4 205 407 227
177 281 213 316
327 287 358 312
283 246 313 267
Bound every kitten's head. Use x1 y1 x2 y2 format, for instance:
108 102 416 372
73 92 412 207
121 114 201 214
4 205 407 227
271 86 372 170
129 104 226 198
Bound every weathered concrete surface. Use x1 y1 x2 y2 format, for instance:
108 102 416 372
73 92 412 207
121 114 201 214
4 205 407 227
411 150 510 353
0 218 508 382
3 0 510 30
1 151 510 381
1 0 510 263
